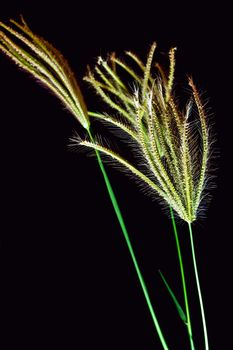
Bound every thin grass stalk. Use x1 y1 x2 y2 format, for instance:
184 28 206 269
188 223 209 350
170 207 195 350
87 128 170 350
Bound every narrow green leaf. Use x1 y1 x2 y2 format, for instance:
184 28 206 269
159 270 187 323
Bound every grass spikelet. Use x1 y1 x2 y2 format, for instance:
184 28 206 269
165 47 176 102
142 42 156 100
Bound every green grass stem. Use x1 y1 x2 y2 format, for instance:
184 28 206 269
88 127 170 350
170 207 195 350
188 222 209 350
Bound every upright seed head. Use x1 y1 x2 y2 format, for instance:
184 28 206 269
80 44 212 223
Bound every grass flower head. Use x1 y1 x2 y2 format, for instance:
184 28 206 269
75 43 211 223
0 16 89 129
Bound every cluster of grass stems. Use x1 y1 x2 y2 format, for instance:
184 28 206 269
0 17 213 349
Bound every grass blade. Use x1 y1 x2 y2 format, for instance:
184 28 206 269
159 270 187 323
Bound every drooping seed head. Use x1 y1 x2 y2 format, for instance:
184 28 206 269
0 16 89 129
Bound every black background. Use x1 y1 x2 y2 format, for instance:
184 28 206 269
0 1 231 349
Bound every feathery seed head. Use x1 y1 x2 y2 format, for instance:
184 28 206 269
82 44 211 223
0 17 89 129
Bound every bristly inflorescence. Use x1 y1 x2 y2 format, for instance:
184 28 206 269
0 17 89 129
75 43 211 223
